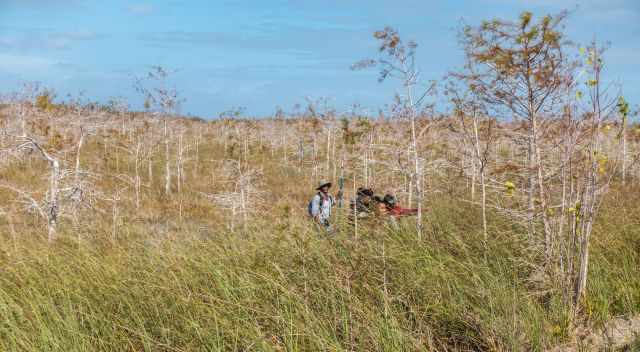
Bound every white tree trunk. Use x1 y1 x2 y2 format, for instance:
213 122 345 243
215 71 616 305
622 119 627 185
48 159 60 242
135 141 141 209
472 117 487 240
164 119 171 195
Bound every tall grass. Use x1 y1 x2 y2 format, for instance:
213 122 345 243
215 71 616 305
0 109 638 350
1 193 637 351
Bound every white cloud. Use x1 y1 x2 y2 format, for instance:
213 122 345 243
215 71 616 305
128 4 155 15
0 30 101 51
0 0 85 10
0 54 54 72
483 0 640 22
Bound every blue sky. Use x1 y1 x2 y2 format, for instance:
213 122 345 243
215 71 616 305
0 0 638 118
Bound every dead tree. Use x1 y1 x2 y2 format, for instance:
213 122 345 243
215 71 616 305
115 135 155 210
1 136 61 241
1 92 101 242
448 84 495 240
135 66 184 196
202 160 264 232
353 27 436 238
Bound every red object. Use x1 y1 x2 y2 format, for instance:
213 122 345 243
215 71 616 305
387 205 418 217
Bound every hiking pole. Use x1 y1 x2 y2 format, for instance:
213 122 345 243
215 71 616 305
337 157 345 209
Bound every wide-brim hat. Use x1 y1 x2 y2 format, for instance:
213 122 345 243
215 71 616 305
316 181 332 190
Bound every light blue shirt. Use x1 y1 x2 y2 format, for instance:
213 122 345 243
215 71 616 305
311 193 334 223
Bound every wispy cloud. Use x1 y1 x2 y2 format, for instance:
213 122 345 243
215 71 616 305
482 0 640 22
137 21 365 55
0 54 54 72
0 30 103 51
1 0 85 9
128 4 155 15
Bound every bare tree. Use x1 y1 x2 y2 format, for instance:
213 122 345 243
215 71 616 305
202 160 264 232
353 27 435 238
1 136 62 241
571 42 624 309
135 66 184 196
0 90 103 243
448 84 496 240
115 134 155 210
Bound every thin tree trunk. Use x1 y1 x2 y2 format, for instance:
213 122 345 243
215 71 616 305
135 141 141 209
353 171 358 240
480 169 487 240
164 119 171 195
282 127 287 165
298 137 304 175
407 84 423 239
574 57 604 306
74 130 85 244
240 183 247 232
338 155 345 209
194 129 201 178
243 132 249 168
411 115 423 238
177 131 183 195
48 159 60 242
326 127 331 178
115 143 119 173
313 134 318 181
527 129 536 239
148 156 153 185
471 148 477 201
74 131 84 185
472 117 487 240
363 145 368 187
332 133 337 180
622 117 627 185
8 214 16 253
532 117 553 265
20 103 26 137
112 201 118 243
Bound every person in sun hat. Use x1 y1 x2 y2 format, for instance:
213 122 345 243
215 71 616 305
308 180 335 233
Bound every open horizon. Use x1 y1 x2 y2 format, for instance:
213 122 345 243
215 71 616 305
1 0 638 118
2 2 640 350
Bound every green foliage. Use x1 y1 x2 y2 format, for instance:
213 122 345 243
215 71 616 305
460 10 571 120
504 181 516 196
618 96 630 121
35 90 57 112
340 117 371 146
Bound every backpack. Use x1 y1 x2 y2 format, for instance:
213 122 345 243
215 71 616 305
308 193 333 217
